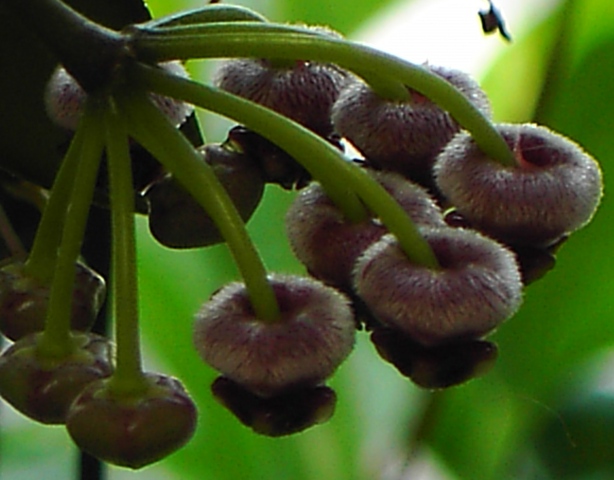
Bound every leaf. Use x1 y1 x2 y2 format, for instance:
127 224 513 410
274 0 410 35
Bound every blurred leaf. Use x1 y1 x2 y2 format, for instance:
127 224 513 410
0 423 74 479
535 390 614 479
425 0 614 479
275 0 408 35
481 9 562 123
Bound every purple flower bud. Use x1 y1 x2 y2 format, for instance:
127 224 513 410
332 64 491 184
193 274 356 397
285 171 444 290
214 32 350 138
354 228 523 346
434 123 603 246
45 62 193 130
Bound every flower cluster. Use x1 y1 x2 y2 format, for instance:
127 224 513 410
0 0 603 470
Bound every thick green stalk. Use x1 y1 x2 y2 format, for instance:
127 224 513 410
117 89 282 323
130 64 439 268
37 99 105 359
131 27 515 166
103 102 149 397
131 22 408 100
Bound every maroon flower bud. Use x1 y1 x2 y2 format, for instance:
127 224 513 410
193 274 356 397
45 61 193 130
371 326 498 389
227 126 315 189
285 171 444 290
0 260 106 341
0 332 113 424
510 239 564 285
211 376 336 436
434 123 603 246
354 228 523 346
214 29 350 138
66 373 197 469
331 64 491 185
145 143 265 248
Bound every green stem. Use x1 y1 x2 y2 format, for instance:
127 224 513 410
133 23 407 100
348 167 440 268
37 99 105 359
103 102 149 397
130 64 439 268
24 124 86 284
131 27 515 166
134 63 366 221
3 0 124 92
0 204 26 259
117 89 282 323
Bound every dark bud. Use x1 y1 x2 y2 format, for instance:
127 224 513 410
510 236 566 285
0 332 113 424
66 374 197 469
0 260 106 341
371 327 498 389
228 126 334 189
145 143 265 248
211 376 336 436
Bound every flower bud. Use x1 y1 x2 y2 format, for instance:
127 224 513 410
354 228 523 346
332 64 491 185
211 376 336 436
0 260 106 341
285 171 444 290
434 123 603 246
66 374 197 469
193 274 356 396
0 332 113 424
145 143 265 248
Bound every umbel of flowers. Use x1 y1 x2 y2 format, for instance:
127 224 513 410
0 0 603 469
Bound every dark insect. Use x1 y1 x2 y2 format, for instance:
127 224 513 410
479 1 512 41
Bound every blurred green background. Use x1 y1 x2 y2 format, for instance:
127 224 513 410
2 0 614 479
